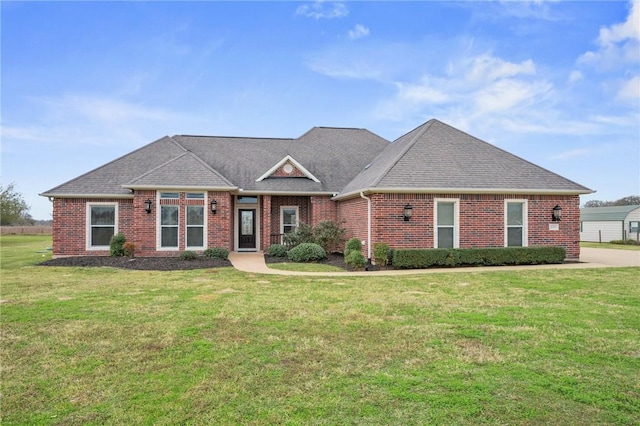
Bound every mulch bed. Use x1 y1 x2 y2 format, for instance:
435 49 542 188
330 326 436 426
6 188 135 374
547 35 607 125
39 256 232 271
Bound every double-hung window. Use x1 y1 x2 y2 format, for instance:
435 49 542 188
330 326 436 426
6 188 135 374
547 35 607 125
435 199 459 248
186 205 204 248
88 204 116 249
281 206 298 235
505 200 528 247
160 205 179 248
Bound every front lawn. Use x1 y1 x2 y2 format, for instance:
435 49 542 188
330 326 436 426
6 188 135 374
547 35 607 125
581 241 640 250
2 235 639 425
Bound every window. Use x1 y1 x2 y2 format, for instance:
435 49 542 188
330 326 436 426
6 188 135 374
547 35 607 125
186 193 204 199
88 204 116 248
238 196 258 204
435 200 458 248
505 200 528 247
161 205 179 248
281 206 298 235
160 192 179 199
186 205 204 248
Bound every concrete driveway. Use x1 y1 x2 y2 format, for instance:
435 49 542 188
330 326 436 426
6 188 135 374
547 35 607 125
580 247 640 267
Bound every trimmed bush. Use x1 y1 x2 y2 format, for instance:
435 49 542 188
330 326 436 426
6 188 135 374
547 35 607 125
313 220 346 254
267 244 288 257
393 246 566 269
109 233 127 257
203 247 229 260
345 250 367 269
282 223 314 248
344 238 362 258
287 243 326 262
372 242 390 266
123 242 135 258
180 250 198 260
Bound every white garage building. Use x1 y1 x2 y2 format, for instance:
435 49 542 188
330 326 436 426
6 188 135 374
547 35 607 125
580 205 640 242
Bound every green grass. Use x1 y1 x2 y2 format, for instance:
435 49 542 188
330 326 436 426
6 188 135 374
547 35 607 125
2 235 640 425
581 241 640 250
267 262 346 272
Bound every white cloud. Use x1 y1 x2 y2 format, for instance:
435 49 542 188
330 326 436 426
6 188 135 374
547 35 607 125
578 0 640 69
465 55 536 82
617 75 640 102
568 70 583 84
550 148 592 160
348 24 370 40
296 1 348 19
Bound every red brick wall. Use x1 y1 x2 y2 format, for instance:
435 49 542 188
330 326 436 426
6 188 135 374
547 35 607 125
268 195 311 235
208 192 233 252
338 193 581 261
337 196 369 248
310 196 338 226
52 197 133 256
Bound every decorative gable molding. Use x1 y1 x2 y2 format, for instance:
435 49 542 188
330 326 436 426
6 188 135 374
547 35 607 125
256 155 321 183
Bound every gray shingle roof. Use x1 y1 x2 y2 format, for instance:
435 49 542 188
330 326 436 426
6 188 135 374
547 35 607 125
337 119 593 198
580 205 640 221
41 119 592 199
41 127 389 197
40 136 187 197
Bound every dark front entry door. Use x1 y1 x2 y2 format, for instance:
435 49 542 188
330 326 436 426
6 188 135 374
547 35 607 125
239 209 256 249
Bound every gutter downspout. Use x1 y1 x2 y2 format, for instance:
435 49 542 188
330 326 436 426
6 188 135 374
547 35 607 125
360 192 371 262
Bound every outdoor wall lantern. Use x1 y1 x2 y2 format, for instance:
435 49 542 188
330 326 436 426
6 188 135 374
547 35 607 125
403 204 413 221
552 204 562 222
210 199 218 214
144 199 152 214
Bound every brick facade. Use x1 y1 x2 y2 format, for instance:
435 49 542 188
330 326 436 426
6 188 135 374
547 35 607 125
51 190 581 260
336 193 580 261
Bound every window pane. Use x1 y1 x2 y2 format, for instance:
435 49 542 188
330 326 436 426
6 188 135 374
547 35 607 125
186 193 204 199
187 206 204 225
507 227 523 247
438 227 454 248
160 192 179 199
282 208 296 225
507 203 523 226
241 211 254 235
437 202 454 226
91 206 115 225
161 227 178 247
92 226 114 246
238 196 258 204
283 224 296 234
187 227 203 247
161 206 179 225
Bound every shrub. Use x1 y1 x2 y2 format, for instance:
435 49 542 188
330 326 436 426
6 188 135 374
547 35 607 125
123 241 135 258
180 250 198 260
267 244 288 257
282 223 314 248
203 247 229 260
344 238 362 258
287 243 326 262
372 242 390 266
393 246 566 269
109 233 127 257
313 220 346 254
345 250 366 269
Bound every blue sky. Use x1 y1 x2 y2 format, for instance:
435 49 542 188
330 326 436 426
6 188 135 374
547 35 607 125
2 0 639 220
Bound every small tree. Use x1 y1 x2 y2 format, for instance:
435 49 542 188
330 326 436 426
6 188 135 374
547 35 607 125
0 182 34 226
282 223 314 248
313 220 345 254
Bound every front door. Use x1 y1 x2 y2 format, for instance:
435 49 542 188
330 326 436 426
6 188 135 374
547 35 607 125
239 209 256 250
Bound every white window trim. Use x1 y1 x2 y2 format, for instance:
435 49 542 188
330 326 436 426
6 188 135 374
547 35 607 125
434 198 459 249
504 199 528 247
86 202 118 250
185 204 207 249
157 203 180 251
280 206 299 235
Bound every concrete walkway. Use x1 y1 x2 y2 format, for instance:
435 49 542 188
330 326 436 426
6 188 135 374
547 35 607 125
228 247 640 276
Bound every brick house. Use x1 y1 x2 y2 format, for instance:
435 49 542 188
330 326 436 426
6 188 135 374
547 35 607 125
41 119 592 260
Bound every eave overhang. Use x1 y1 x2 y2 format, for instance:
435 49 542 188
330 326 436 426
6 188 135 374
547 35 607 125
333 187 595 201
39 192 135 199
